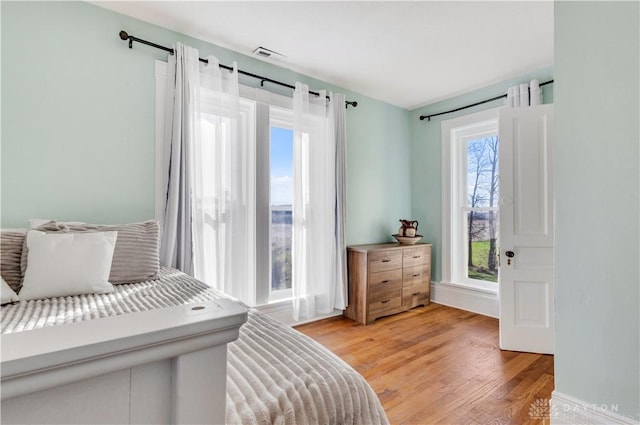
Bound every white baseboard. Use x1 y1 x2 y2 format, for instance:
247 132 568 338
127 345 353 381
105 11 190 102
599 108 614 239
430 281 498 318
551 391 639 425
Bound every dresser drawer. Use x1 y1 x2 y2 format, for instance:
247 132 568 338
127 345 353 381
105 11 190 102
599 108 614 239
403 290 430 309
370 270 402 303
403 281 430 298
369 269 403 293
369 282 402 303
369 250 402 273
368 296 402 316
369 285 402 304
403 246 430 268
402 265 430 286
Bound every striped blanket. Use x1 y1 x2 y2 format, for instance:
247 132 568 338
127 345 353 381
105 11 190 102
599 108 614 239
1 268 388 425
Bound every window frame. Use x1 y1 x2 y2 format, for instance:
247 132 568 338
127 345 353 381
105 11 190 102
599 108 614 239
265 107 295 303
441 108 500 294
245 89 298 306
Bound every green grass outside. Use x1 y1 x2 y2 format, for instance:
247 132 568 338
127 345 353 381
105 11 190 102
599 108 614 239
469 240 498 282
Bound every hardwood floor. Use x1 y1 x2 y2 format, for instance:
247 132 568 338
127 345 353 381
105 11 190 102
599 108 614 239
295 303 554 425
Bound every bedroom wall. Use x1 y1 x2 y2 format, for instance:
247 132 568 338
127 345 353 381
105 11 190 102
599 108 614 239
0 1 412 245
554 1 639 420
408 70 554 282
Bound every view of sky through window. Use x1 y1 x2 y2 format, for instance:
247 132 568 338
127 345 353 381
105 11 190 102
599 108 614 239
270 127 293 206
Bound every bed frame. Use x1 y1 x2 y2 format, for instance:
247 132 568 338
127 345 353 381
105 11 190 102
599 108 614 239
1 298 247 424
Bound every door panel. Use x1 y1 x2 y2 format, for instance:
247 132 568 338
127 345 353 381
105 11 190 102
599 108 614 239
499 104 554 354
513 280 550 327
513 116 552 237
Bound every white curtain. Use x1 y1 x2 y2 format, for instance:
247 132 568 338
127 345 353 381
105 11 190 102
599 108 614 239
159 43 201 274
159 43 255 305
505 79 543 107
292 83 347 321
332 93 348 314
192 56 256 305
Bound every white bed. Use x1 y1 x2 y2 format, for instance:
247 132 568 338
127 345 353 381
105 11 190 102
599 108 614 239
1 260 388 424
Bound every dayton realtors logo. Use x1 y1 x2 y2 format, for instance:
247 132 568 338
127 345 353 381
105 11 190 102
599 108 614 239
530 398 622 423
529 398 553 423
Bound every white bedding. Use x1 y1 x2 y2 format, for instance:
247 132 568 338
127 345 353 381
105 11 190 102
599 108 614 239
1 268 388 425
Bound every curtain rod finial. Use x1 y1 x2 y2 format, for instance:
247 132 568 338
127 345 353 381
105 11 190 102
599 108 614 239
119 30 133 49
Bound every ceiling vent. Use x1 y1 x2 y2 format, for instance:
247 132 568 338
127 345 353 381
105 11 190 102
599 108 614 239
253 46 285 60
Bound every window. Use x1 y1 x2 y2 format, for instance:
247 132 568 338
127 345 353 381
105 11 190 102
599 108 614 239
156 65 337 311
193 98 257 302
442 108 499 292
269 126 294 301
464 136 499 283
255 101 298 305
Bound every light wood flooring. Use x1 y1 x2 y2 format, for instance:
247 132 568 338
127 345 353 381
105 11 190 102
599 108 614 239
295 303 554 425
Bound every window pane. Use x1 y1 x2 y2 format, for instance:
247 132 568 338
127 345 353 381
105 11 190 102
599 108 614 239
270 127 293 291
467 136 499 208
466 210 499 282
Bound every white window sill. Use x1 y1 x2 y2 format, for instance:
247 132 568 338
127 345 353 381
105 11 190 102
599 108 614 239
438 280 498 295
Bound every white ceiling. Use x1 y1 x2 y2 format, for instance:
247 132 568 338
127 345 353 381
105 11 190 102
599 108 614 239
95 1 554 110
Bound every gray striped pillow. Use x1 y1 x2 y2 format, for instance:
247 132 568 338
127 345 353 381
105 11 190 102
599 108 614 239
22 220 160 284
1 230 27 292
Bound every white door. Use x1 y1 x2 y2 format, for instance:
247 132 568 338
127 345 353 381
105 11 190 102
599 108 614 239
498 104 554 354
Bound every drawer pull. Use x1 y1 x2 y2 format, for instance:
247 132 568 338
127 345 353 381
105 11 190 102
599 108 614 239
412 255 421 259
381 259 391 263
381 280 390 284
412 273 420 277
412 292 420 296
381 300 390 304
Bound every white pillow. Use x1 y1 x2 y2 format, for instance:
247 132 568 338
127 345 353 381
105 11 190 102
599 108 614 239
1 276 19 304
20 230 118 301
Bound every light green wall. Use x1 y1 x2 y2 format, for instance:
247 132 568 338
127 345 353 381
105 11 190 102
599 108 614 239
554 1 639 420
1 1 412 245
408 69 554 281
346 99 412 244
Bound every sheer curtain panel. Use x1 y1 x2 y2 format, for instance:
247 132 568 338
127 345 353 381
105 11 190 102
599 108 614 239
159 44 256 305
292 83 346 321
192 57 256 305
332 93 348 313
159 43 200 275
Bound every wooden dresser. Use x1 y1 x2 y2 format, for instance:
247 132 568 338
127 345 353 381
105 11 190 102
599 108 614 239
344 243 432 325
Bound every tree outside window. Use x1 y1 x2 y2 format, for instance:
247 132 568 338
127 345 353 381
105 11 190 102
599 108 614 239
466 135 499 282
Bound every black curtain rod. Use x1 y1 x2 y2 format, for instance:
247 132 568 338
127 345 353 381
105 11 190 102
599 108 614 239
119 31 358 109
419 80 554 121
